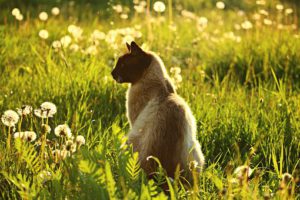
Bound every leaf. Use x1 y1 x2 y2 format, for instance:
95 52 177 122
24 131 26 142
126 152 141 181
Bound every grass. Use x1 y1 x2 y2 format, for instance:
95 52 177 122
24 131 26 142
0 0 300 199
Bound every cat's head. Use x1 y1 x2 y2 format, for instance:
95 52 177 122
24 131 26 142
111 41 152 84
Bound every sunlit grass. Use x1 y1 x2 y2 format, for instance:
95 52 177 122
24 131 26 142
0 0 299 199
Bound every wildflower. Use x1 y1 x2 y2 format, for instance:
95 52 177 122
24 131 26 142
41 124 51 133
39 29 49 39
15 14 24 21
68 25 83 41
181 10 196 19
12 8 20 16
14 131 37 142
60 35 72 48
134 4 145 13
54 124 72 138
276 4 284 11
281 173 293 185
1 110 19 127
112 4 123 13
69 44 79 52
41 102 57 116
120 13 128 20
256 0 266 5
233 165 253 181
216 1 225 10
263 19 272 26
24 131 37 142
241 20 253 30
90 30 106 41
65 140 76 153
52 149 69 161
198 17 208 27
153 1 166 13
38 170 52 183
14 132 25 139
39 11 48 21
84 45 98 55
51 7 60 16
170 67 181 74
34 102 57 118
52 40 62 50
259 9 269 16
285 8 293 15
76 135 85 146
17 105 33 116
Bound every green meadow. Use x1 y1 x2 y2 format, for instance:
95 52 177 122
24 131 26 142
0 0 299 199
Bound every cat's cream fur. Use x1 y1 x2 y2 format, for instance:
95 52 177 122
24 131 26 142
126 52 205 178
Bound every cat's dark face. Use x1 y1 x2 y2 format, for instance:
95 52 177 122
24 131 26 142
111 42 152 84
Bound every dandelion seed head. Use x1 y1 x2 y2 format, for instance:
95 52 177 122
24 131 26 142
65 140 76 152
1 110 19 127
17 105 33 116
90 30 106 41
68 25 83 41
216 1 225 10
263 19 272 26
60 35 72 48
256 0 266 5
285 8 293 15
282 173 293 185
41 124 51 133
76 135 85 146
153 1 166 13
52 40 62 50
14 132 25 139
12 8 20 16
54 124 72 138
84 45 98 55
51 7 60 16
41 102 57 116
134 5 145 13
24 131 37 142
39 11 48 21
120 13 128 20
69 44 79 52
39 29 49 40
276 4 284 11
241 20 253 30
16 14 24 21
112 4 123 13
233 165 253 180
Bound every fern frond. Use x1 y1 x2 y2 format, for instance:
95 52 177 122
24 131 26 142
126 152 141 181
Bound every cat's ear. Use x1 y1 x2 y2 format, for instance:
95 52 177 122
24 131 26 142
130 41 143 55
126 42 131 52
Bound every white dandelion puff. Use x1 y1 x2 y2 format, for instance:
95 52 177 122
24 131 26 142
285 8 293 15
17 105 33 116
14 132 25 139
41 124 51 133
51 7 60 16
112 4 123 13
65 140 76 153
24 131 37 142
39 29 49 39
60 35 72 48
76 135 85 146
12 8 20 16
84 45 98 55
69 44 79 52
39 11 48 21
153 1 166 13
54 124 72 138
68 25 83 41
1 110 19 127
276 4 284 11
216 1 225 10
241 20 253 30
263 19 272 26
15 14 24 21
41 102 57 116
120 13 128 20
233 165 253 180
90 30 106 41
52 40 62 51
